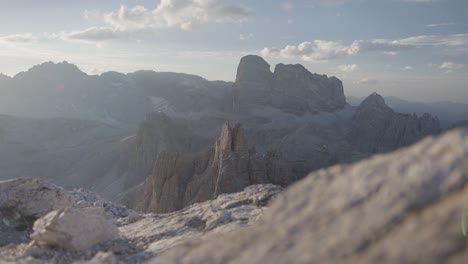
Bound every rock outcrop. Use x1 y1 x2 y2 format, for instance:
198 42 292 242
3 127 468 263
121 112 196 187
0 178 129 252
0 183 282 263
136 123 295 213
31 208 120 251
233 55 347 115
0 178 73 217
155 127 468 264
348 92 441 153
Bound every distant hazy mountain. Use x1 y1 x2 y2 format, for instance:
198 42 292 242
0 114 131 191
0 61 232 127
347 95 468 128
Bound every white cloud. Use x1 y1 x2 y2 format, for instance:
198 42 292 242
425 22 454 28
86 67 104 75
103 1 251 31
61 27 127 43
240 33 254 41
337 64 359 73
260 40 356 61
61 1 251 44
383 51 398 56
439 62 464 73
83 9 101 20
261 33 468 62
260 39 405 62
404 65 414 70
103 5 156 31
353 77 378 85
0 33 37 44
397 33 468 47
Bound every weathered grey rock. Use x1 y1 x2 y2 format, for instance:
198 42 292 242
31 208 120 251
1 181 282 263
122 112 197 187
121 184 282 259
232 55 274 107
348 92 441 153
233 55 347 115
71 188 135 220
83 251 118 264
154 127 468 264
135 123 294 213
0 178 73 217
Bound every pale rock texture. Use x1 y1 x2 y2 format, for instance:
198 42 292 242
154 127 468 264
0 183 282 263
31 208 120 251
121 184 282 258
136 123 295 213
79 251 118 264
0 178 73 217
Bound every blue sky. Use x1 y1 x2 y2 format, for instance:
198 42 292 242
0 0 467 102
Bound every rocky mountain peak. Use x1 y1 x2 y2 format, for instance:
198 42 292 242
354 92 394 119
359 92 388 108
233 55 347 115
136 122 295 214
154 127 468 264
14 61 86 80
124 112 194 187
273 63 309 76
216 122 248 156
236 55 271 81
0 73 11 81
349 92 441 153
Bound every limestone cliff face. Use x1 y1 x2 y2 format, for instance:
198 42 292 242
136 123 295 213
233 55 347 115
155 127 468 264
348 93 441 153
118 112 198 187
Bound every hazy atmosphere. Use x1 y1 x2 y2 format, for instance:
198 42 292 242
2 1 468 263
1 0 468 102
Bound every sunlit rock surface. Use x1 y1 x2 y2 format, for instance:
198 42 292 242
135 122 295 213
155 128 468 264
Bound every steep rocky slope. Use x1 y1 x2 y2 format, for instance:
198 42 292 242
156 127 468 264
0 115 131 190
233 55 347 115
136 122 295 213
0 178 281 263
348 93 441 153
347 95 468 128
117 112 208 188
1 127 468 264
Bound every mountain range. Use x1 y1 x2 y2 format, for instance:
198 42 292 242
0 55 446 209
347 95 468 128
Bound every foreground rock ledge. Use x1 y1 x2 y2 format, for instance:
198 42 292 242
31 208 120 251
0 178 73 217
0 184 282 263
154 128 468 264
